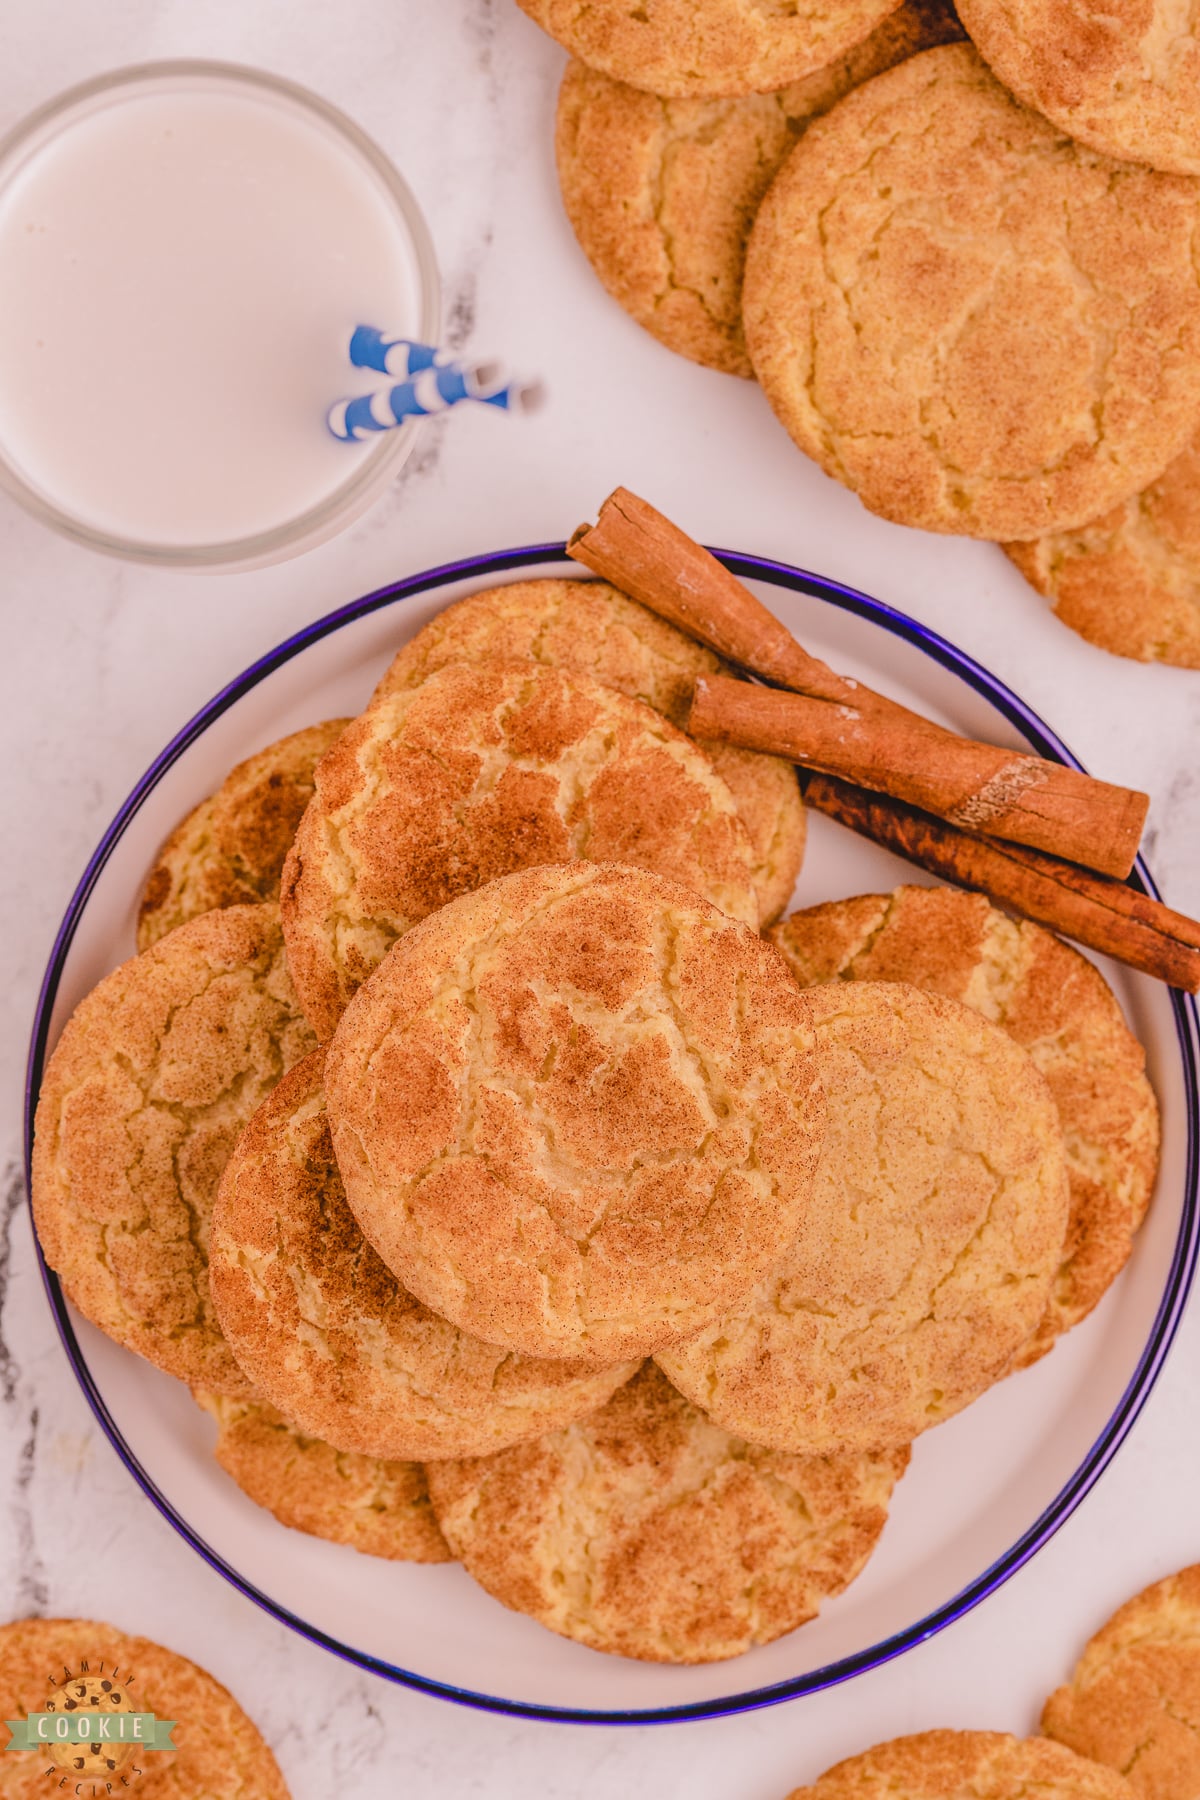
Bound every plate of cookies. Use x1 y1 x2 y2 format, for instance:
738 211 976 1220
25 525 1199 1721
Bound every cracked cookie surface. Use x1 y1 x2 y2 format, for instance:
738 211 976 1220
1006 431 1200 668
782 1730 1136 1800
426 1362 908 1663
31 904 316 1395
193 1388 453 1562
554 0 965 377
657 980 1069 1454
137 720 349 950
324 863 826 1364
373 578 805 923
742 43 1200 541
1042 1564 1200 1800
0 1617 290 1799
210 1049 639 1459
281 659 761 1037
956 0 1200 176
770 885 1160 1367
515 0 908 98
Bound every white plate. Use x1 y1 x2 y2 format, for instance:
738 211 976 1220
24 544 1200 1723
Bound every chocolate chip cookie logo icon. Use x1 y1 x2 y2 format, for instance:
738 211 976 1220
4 1650 177 1792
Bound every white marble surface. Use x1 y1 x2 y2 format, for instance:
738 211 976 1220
2 3 1199 1796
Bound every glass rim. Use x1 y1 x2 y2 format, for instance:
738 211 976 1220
0 57 441 570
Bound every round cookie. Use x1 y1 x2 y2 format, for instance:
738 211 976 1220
514 0 908 99
282 658 761 1036
1042 1565 1200 1800
554 0 965 377
2 1653 145 1791
0 1617 289 1798
955 0 1200 177
769 885 1160 1367
781 1730 1136 1800
372 577 806 923
324 862 826 1365
657 980 1070 1455
31 904 316 1395
210 1049 640 1459
137 720 349 951
193 1390 452 1562
1005 432 1200 668
743 43 1200 542
426 1362 908 1664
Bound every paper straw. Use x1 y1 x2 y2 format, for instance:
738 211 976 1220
348 327 462 379
328 350 543 442
477 378 544 414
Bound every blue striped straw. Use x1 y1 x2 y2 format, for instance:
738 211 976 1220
328 330 543 443
348 326 456 377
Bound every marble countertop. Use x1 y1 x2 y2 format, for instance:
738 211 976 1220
2 3 1199 1796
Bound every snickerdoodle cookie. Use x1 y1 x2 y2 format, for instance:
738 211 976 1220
193 1390 452 1562
0 1617 290 1799
1042 1565 1200 1800
743 43 1200 541
770 885 1159 1367
427 1363 908 1663
658 980 1069 1454
372 578 805 922
1006 432 1200 668
324 863 826 1365
554 0 964 377
955 0 1200 176
781 1731 1135 1800
137 720 349 950
281 659 760 1036
514 0 908 99
31 904 316 1395
210 1050 639 1458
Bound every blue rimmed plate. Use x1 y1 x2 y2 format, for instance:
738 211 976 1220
23 544 1200 1724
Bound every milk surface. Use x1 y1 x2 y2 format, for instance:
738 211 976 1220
0 78 423 545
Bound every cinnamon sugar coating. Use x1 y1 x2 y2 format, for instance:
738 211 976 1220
210 1049 639 1459
782 1731 1136 1800
324 863 826 1364
281 659 760 1036
554 0 965 376
1006 432 1200 668
743 44 1200 541
31 904 316 1395
770 885 1159 1365
193 1389 453 1563
1041 1565 1200 1800
427 1363 907 1663
956 0 1200 175
137 720 349 950
373 578 805 923
658 980 1069 1453
0 1617 290 1799
515 0 907 99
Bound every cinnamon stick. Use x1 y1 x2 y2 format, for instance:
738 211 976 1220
569 486 858 701
568 487 1149 880
804 772 1200 993
691 674 1147 880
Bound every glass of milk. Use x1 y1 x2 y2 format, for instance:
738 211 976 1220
0 62 440 568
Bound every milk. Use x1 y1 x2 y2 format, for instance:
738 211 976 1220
0 68 432 552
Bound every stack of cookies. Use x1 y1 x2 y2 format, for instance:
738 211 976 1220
31 575 1160 1666
528 0 1200 668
